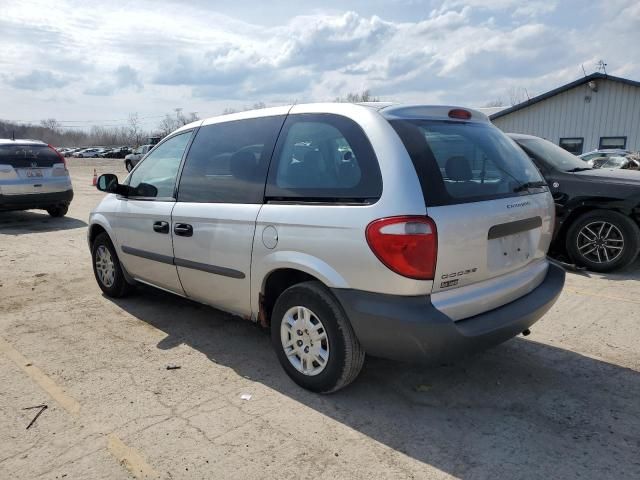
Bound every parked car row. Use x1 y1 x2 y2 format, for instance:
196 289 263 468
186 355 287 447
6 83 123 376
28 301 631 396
56 146 134 159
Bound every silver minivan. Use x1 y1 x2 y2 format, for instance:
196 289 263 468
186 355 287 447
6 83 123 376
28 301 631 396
88 103 565 392
0 139 73 216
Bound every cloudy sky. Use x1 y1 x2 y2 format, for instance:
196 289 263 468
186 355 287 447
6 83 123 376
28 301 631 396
2 0 639 130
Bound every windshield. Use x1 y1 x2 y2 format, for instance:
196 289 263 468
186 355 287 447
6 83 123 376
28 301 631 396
516 137 589 172
391 120 544 206
595 156 627 168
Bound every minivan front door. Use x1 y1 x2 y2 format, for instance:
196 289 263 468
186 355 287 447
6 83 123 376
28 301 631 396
114 131 193 294
171 114 286 316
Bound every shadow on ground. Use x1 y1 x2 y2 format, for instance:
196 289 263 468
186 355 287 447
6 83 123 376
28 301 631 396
0 211 86 235
109 287 640 479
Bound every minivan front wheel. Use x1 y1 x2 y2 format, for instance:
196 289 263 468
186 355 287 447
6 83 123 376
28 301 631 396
271 281 365 393
566 210 640 272
91 232 134 297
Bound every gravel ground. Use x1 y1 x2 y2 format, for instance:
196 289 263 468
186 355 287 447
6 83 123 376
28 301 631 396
1 158 639 479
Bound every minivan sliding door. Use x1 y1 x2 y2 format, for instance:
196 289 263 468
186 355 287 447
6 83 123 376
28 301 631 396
172 114 286 317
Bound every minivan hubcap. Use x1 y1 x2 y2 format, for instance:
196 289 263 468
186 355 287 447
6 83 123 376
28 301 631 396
95 245 116 287
280 306 329 376
577 221 624 264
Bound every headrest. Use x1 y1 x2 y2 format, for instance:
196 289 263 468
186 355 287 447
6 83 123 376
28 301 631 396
230 150 258 181
445 156 472 181
304 150 323 166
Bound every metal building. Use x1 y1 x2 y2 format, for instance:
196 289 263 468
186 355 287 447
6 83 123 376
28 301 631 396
490 73 640 154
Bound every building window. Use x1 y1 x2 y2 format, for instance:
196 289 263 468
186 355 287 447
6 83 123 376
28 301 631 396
599 137 627 150
559 138 584 155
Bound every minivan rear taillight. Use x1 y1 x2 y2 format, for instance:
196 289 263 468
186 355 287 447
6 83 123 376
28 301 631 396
366 216 438 280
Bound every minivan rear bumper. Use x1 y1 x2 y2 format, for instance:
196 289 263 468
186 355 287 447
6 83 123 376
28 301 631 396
0 189 74 211
332 262 565 363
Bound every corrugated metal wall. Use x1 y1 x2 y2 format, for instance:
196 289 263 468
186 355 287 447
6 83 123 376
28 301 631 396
492 79 640 152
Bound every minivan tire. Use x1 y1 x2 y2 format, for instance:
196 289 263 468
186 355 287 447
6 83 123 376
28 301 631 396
91 232 134 297
566 209 640 272
47 205 68 217
271 281 365 393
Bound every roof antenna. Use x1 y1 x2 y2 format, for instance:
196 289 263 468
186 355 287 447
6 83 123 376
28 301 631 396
581 64 588 77
596 60 607 74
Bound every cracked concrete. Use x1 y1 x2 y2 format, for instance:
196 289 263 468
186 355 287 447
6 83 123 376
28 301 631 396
1 158 639 479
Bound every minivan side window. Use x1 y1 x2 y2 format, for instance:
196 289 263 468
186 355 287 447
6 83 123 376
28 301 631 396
266 113 382 201
177 116 285 203
127 131 192 199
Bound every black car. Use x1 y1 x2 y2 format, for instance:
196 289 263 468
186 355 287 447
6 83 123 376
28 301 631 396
509 133 640 272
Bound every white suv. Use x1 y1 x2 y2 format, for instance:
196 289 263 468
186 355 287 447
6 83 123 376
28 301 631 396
1 139 73 216
88 103 565 392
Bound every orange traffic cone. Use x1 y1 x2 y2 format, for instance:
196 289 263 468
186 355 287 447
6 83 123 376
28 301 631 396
92 169 97 186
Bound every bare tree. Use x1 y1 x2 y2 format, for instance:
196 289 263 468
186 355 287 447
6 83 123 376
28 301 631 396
128 113 142 146
483 99 505 108
40 118 60 131
507 87 530 106
157 114 178 137
335 89 379 103
184 112 200 124
221 103 266 115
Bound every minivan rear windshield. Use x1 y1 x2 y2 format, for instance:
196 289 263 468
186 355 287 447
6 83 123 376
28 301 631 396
0 144 60 168
390 120 544 207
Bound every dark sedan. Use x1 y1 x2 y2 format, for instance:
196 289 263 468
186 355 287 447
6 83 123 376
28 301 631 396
509 133 640 272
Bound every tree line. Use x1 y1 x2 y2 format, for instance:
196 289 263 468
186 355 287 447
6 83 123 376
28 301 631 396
0 110 200 148
1 90 378 147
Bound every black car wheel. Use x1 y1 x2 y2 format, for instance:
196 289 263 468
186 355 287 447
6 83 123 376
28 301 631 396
125 160 133 172
271 281 365 393
46 204 69 217
566 210 640 272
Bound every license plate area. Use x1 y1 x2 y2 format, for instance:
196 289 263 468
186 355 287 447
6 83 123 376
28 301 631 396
487 231 533 272
24 168 44 178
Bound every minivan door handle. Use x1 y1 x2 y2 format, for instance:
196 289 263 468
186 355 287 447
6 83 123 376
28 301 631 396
174 223 193 237
153 221 169 234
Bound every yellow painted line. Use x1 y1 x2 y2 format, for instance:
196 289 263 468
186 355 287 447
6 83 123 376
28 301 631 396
107 433 160 479
0 335 81 415
564 287 640 305
0 335 158 479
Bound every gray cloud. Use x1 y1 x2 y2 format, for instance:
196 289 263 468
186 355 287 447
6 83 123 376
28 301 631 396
84 65 143 96
6 70 72 90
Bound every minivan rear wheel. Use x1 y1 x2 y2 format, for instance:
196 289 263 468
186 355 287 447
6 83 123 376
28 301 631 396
271 281 365 393
91 232 134 297
566 210 639 272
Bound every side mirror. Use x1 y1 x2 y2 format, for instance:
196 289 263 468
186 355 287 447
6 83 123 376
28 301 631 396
97 173 128 195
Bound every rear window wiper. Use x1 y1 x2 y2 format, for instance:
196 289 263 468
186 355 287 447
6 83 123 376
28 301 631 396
513 181 547 192
565 167 592 172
